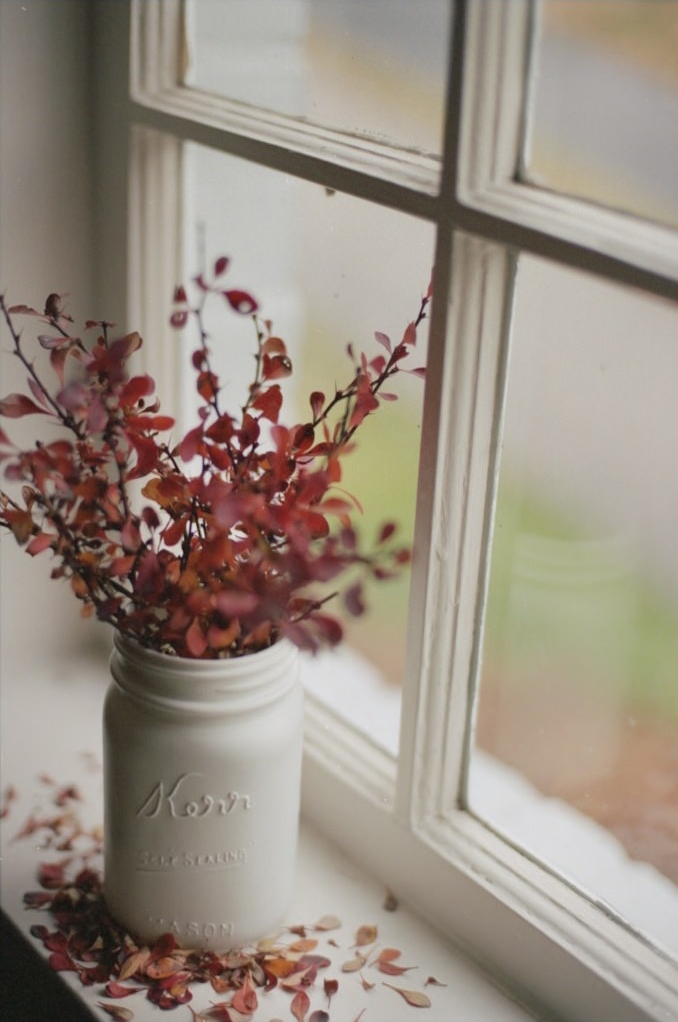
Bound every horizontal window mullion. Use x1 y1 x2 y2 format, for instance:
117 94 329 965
451 186 678 303
130 90 441 221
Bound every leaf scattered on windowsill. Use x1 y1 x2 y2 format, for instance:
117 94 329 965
97 1004 135 1021
16 774 444 1019
375 947 417 976
313 914 342 932
384 983 432 1008
341 952 367 973
354 924 378 947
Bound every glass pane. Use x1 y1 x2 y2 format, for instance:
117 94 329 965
528 0 678 227
187 0 450 155
469 253 678 958
180 143 432 752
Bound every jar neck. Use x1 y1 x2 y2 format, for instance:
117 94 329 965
110 633 300 714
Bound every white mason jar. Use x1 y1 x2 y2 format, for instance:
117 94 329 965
103 633 303 950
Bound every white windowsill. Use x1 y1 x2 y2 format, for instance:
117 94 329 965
0 646 538 1021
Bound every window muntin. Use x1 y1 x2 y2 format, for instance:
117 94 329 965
468 251 678 960
186 0 451 157
525 1 678 229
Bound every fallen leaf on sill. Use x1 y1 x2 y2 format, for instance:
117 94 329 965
288 937 319 953
291 987 311 1021
375 948 417 977
313 914 342 931
103 981 145 999
341 952 367 972
424 975 448 987
97 1004 135 1021
354 924 378 947
323 977 339 1003
383 983 432 1008
118 948 151 981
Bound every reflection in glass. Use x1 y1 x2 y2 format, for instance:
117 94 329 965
187 0 450 155
181 143 432 750
470 253 678 956
527 0 678 226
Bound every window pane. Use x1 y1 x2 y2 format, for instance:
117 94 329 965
469 253 678 958
527 0 678 227
180 143 431 752
187 0 450 156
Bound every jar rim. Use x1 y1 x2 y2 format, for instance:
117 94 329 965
110 631 300 712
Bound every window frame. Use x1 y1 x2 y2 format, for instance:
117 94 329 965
93 2 678 1019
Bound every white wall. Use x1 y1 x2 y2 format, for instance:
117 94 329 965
0 0 98 663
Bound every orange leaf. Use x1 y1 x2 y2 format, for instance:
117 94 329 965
288 938 318 954
354 924 377 947
118 947 151 981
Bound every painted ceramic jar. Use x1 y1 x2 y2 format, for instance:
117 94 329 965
103 633 303 950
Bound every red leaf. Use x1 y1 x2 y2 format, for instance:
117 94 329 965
0 393 49 418
26 532 54 556
38 333 69 350
310 391 325 419
344 583 365 617
223 289 258 315
127 433 161 479
252 384 282 423
23 890 53 908
38 862 65 889
4 508 35 544
262 353 292 380
230 973 258 1013
378 522 396 543
213 256 230 277
374 330 392 352
28 379 50 408
48 951 78 972
50 346 69 386
261 335 287 356
134 548 164 599
185 618 208 658
7 303 42 316
291 988 311 1022
170 310 189 328
177 424 205 462
104 981 145 998
120 374 155 406
402 321 417 346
